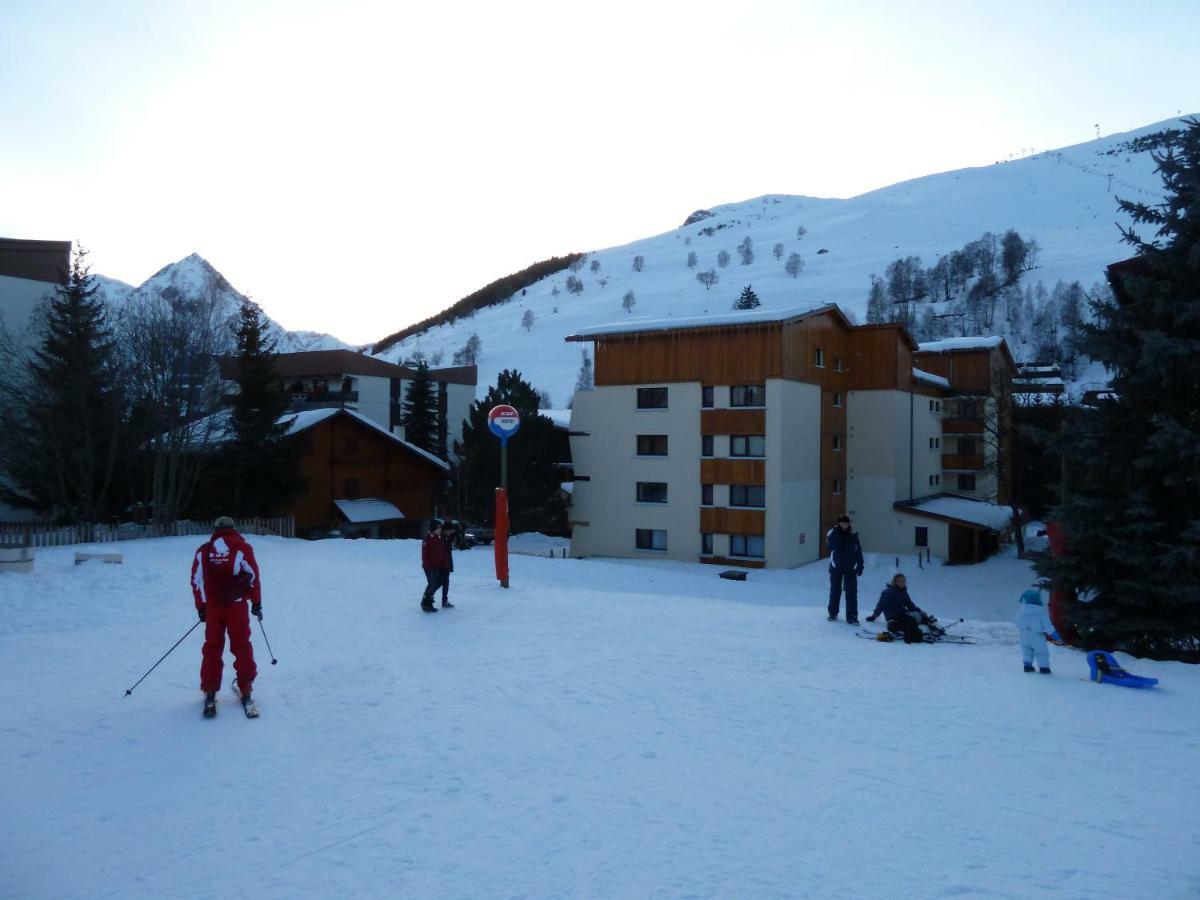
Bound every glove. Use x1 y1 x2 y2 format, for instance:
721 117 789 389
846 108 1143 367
927 615 938 624
865 614 877 622
854 566 864 577
197 606 206 623
252 603 262 621
1047 631 1064 645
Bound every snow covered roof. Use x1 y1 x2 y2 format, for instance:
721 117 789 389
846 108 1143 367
565 303 841 341
912 368 950 389
916 336 1005 353
896 496 1015 531
334 498 405 524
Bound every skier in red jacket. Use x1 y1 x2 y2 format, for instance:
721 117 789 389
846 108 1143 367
190 516 262 717
420 518 449 613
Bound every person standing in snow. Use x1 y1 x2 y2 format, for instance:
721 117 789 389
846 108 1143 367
826 514 864 624
420 518 449 613
1016 588 1061 673
865 573 940 643
439 520 458 609
191 516 261 717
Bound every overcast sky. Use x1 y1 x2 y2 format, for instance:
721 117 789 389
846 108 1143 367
2 0 1198 344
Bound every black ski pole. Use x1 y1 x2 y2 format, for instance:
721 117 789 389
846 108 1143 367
124 620 203 696
257 618 277 665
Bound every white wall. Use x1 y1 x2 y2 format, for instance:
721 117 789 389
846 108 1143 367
765 378 821 567
0 273 54 346
444 382 475 457
569 382 701 562
354 375 392 431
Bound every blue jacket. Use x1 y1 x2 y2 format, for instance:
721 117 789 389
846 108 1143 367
871 584 919 623
826 526 864 573
1016 589 1059 640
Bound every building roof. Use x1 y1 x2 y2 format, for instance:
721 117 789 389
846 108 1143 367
564 303 850 341
426 364 478 386
917 336 1005 352
334 498 405 523
894 496 1014 531
0 238 72 285
218 351 477 386
911 368 950 390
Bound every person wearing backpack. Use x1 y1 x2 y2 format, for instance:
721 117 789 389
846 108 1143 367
190 516 262 717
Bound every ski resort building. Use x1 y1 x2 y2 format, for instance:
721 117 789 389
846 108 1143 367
565 306 1016 567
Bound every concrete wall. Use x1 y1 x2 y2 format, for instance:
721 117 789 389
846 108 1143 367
765 378 821 567
353 374 392 432
444 382 475 456
569 382 701 561
0 273 54 346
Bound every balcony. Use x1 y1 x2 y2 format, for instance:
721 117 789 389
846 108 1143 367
941 417 985 435
942 453 984 471
290 390 359 411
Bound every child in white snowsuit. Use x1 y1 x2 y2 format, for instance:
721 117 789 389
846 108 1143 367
1016 589 1061 673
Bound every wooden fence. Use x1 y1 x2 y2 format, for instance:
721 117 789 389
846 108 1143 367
0 517 295 548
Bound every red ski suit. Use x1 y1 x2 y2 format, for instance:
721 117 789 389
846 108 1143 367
190 527 261 695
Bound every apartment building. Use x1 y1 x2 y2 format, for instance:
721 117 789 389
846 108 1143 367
0 237 71 343
565 304 999 567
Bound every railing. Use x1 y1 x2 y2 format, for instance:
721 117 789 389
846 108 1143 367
0 517 296 548
941 454 984 471
941 417 985 435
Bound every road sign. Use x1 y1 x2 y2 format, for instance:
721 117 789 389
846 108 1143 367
488 405 521 443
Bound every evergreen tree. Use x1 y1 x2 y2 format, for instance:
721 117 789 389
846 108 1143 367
454 370 566 533
733 285 761 310
1035 117 1200 661
224 300 300 516
0 246 123 521
402 360 441 456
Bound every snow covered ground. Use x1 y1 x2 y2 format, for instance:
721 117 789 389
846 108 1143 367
2 535 1197 898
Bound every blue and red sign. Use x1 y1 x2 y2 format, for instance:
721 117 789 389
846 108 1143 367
487 405 521 444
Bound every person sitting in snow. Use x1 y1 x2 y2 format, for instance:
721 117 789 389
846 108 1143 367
190 516 262 717
865 573 941 643
1016 588 1061 673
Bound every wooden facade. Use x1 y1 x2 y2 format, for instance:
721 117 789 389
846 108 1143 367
700 507 765 536
700 408 766 434
700 458 766 485
290 411 446 536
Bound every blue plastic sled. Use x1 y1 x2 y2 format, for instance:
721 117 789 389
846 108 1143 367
1087 651 1159 688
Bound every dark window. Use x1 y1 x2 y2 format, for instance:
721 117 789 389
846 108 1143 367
730 534 764 558
915 526 929 547
929 437 939 449
832 435 842 451
636 482 668 503
834 358 844 372
343 478 359 498
929 474 940 487
957 437 976 455
729 484 765 507
637 434 668 456
730 384 766 407
701 435 714 457
730 434 765 457
635 528 667 551
832 392 843 408
637 387 668 409
701 533 714 555
814 348 825 368
959 399 978 419
958 474 977 491
701 484 714 506
701 386 714 408
832 478 842 495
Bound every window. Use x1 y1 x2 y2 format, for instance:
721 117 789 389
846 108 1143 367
957 474 977 491
832 435 842 451
957 437 977 455
929 437 940 450
929 474 940 487
730 534 764 558
701 435 714 457
730 435 766 457
343 478 359 498
959 399 978 419
729 484 766 508
635 528 668 551
637 434 668 456
929 399 939 413
832 478 842 495
701 386 714 408
915 527 929 548
814 348 825 368
637 387 668 409
730 384 766 407
832 392 843 408
636 482 668 503
701 484 714 506
834 358 844 372
701 533 714 555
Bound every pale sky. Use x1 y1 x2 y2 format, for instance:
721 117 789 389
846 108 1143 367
2 0 1197 344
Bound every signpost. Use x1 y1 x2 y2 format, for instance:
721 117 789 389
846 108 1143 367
487 405 521 588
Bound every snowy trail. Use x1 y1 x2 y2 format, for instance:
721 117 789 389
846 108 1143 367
1 537 1197 898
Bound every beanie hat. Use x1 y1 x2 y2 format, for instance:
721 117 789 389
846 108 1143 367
1020 589 1043 606
213 515 236 530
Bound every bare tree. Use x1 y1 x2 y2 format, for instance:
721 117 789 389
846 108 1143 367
717 250 730 268
785 253 804 278
632 255 644 273
622 290 636 314
452 332 481 365
737 236 754 265
566 275 584 294
589 259 601 273
687 251 698 269
521 309 535 331
696 269 719 291
796 225 807 240
772 242 784 260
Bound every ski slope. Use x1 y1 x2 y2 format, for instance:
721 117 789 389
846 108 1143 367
2 534 1197 898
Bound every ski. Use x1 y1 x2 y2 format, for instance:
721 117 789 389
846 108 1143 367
231 682 260 718
854 629 976 644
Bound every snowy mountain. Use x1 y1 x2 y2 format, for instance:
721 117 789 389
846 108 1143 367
372 116 1190 407
95 254 353 354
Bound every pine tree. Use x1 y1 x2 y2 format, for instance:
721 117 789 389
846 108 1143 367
402 360 441 455
1035 117 1200 661
225 300 300 516
734 285 761 310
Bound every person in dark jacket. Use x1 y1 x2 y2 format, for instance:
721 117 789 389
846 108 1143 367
866 573 940 643
826 514 865 624
439 520 458 608
420 519 449 613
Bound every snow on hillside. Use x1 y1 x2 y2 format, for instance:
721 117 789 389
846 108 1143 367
2 534 1197 897
373 117 1188 407
94 254 353 354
